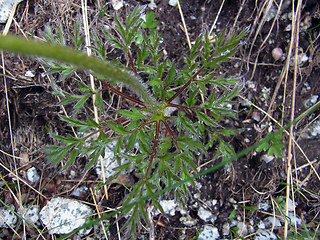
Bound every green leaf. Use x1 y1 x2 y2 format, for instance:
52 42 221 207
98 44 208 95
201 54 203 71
196 110 216 126
73 94 91 112
118 107 146 120
107 122 128 134
147 78 162 86
228 207 237 220
268 144 284 158
141 12 159 29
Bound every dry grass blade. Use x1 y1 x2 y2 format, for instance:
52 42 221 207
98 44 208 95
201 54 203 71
81 0 109 201
284 0 303 237
177 0 191 50
90 187 109 240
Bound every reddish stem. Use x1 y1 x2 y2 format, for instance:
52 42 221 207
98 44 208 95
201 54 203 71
99 79 146 107
161 120 180 151
166 67 204 103
145 120 160 178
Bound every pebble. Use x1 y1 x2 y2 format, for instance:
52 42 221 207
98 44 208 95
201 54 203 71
168 0 178 7
198 206 216 223
263 216 282 228
0 204 17 228
18 205 39 225
39 197 93 235
95 141 129 180
26 167 40 183
0 0 23 23
110 0 123 10
159 199 176 216
198 225 220 240
180 215 197 226
305 95 319 108
255 230 277 240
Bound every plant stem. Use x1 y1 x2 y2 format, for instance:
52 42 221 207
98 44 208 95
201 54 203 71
0 35 157 108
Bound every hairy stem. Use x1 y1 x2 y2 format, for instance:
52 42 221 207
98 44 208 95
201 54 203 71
0 35 157 108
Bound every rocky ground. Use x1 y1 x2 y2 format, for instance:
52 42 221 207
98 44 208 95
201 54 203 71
0 0 320 239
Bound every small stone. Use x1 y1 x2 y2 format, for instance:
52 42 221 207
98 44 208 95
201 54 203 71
0 0 24 23
272 48 283 61
180 215 197 226
168 0 178 7
198 225 220 240
237 222 248 237
258 201 270 211
25 70 35 77
0 205 17 228
95 141 130 180
287 212 302 225
286 198 296 212
260 154 274 164
26 167 40 183
159 200 176 216
111 0 123 10
255 230 277 240
40 197 93 235
263 216 281 228
222 222 230 235
198 206 216 223
305 95 319 108
18 205 39 225
148 0 156 9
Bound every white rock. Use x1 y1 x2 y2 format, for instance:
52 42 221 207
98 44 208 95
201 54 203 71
263 216 282 228
39 197 93 235
0 204 17 228
287 212 302 225
168 0 178 7
180 215 197 226
198 225 220 240
260 154 274 164
111 0 123 10
18 205 39 225
148 0 157 9
305 95 319 108
286 198 296 212
25 70 35 78
222 222 230 235
198 206 216 223
159 200 176 216
255 230 277 240
95 141 130 180
237 222 248 236
257 220 265 229
303 119 320 138
27 167 40 183
0 0 23 23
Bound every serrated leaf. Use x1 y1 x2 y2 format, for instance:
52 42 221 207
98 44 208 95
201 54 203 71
142 12 159 29
196 110 216 126
118 107 146 120
74 94 91 112
256 141 269 152
60 116 88 127
268 144 284 158
108 122 128 134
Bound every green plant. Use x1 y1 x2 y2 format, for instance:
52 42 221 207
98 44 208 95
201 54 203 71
0 8 245 237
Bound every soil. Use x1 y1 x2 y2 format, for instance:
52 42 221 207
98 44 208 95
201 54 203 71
0 0 320 239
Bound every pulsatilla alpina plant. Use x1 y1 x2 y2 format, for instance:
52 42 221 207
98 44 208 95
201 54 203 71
0 8 245 236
